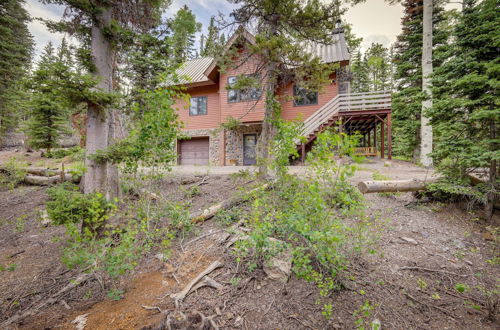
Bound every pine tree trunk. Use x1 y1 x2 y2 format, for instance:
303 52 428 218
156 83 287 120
485 119 497 221
257 22 278 179
420 0 433 167
83 7 119 198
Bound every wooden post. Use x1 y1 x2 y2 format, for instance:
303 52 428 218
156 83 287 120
373 124 377 149
387 113 392 160
221 129 226 166
301 143 305 164
380 119 385 159
368 130 371 147
339 116 343 133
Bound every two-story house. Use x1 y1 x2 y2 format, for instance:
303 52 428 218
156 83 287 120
173 27 392 166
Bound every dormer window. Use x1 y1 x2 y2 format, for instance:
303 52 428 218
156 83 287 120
189 96 207 116
227 74 261 103
293 85 318 106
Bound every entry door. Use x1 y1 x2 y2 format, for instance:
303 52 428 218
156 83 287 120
243 134 257 165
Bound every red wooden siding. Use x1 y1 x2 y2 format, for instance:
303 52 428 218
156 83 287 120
278 74 338 122
175 84 221 130
219 48 266 123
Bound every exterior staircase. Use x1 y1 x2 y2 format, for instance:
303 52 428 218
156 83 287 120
299 90 392 146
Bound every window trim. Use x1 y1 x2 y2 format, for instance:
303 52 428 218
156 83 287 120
189 96 208 116
227 74 262 103
293 85 318 107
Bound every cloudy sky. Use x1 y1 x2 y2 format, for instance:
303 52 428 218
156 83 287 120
25 0 407 60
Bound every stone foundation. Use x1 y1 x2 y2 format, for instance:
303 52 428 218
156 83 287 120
180 124 262 166
225 124 261 166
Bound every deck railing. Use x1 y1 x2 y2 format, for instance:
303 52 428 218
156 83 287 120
300 91 391 140
355 147 377 156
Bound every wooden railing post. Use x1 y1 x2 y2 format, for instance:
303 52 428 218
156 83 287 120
387 112 392 160
380 119 385 159
301 143 305 164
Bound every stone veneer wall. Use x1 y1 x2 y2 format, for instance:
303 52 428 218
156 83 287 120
225 124 262 166
180 124 262 166
180 128 221 165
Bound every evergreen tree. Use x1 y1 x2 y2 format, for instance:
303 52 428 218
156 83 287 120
41 0 170 199
350 43 392 93
122 17 173 111
201 16 221 57
391 0 447 160
26 42 72 152
169 5 202 63
350 50 369 92
430 0 499 219
0 0 34 140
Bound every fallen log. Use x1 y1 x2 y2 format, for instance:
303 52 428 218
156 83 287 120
25 167 62 177
190 183 269 223
358 178 438 193
24 174 80 186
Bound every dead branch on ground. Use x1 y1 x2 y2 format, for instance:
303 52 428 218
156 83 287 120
0 272 92 328
170 260 223 303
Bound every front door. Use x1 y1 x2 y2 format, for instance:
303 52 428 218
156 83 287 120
243 134 257 165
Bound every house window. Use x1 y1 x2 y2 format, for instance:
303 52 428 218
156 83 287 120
189 96 207 116
293 85 318 106
227 75 261 103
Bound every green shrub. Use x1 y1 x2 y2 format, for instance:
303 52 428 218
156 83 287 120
233 130 371 317
45 146 84 160
214 207 242 226
0 158 27 189
46 183 115 230
424 180 486 207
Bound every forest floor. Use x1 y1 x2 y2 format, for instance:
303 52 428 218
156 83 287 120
0 151 498 329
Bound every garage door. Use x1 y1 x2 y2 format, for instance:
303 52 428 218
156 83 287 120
179 138 209 165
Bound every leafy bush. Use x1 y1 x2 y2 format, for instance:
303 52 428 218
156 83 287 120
0 158 27 189
233 130 371 316
45 146 84 160
423 180 486 209
46 183 115 230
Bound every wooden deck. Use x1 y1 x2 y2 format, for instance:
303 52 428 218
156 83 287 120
299 91 392 161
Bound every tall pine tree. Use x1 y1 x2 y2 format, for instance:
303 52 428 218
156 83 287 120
201 16 222 57
0 0 34 141
169 5 202 63
391 0 447 161
26 42 73 152
430 0 499 219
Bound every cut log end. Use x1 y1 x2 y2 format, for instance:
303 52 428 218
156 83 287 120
358 178 438 194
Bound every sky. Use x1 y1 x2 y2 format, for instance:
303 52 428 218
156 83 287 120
25 0 408 60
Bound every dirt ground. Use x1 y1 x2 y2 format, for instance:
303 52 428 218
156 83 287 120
0 152 498 329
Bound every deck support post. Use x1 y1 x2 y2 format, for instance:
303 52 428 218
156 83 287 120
373 124 377 149
368 130 371 147
301 143 305 164
387 113 392 160
380 119 385 159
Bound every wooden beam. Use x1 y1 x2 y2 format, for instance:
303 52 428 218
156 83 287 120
387 112 392 160
301 143 305 164
380 119 385 159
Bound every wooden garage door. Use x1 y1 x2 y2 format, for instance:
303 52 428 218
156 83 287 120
179 138 209 165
